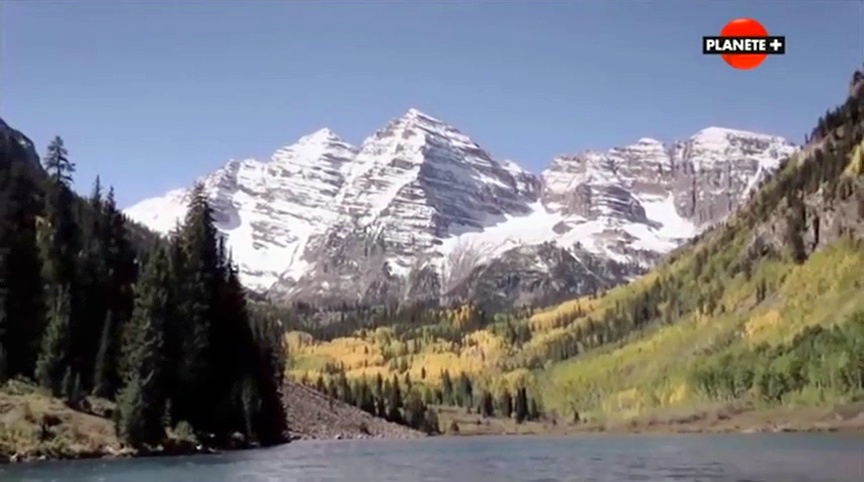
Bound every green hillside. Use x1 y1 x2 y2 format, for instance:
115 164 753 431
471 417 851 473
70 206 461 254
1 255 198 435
286 69 864 430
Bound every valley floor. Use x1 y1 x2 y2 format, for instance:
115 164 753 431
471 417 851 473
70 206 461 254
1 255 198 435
435 402 864 437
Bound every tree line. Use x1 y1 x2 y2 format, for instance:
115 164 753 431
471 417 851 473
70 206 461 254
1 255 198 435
256 296 537 345
0 135 288 450
298 366 542 433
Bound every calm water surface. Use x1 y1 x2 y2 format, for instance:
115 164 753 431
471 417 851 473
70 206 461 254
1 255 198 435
1 434 862 481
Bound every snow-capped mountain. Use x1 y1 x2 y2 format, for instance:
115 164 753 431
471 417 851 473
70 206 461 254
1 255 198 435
124 110 797 309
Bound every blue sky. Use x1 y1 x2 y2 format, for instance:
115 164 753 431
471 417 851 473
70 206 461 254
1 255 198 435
2 1 862 208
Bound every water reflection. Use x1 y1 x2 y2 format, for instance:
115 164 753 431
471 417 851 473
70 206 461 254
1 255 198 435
1 434 862 482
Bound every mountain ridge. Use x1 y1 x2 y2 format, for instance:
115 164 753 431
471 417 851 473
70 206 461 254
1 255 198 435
124 109 798 309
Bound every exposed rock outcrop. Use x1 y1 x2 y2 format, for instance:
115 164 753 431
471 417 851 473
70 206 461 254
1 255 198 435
283 381 424 440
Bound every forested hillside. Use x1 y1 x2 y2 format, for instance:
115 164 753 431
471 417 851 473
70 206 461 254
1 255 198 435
284 69 864 428
0 129 288 456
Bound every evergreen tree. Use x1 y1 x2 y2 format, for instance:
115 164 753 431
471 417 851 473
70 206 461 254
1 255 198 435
457 371 473 407
441 370 453 404
172 184 220 430
115 246 169 448
100 187 138 325
92 311 116 398
499 388 513 418
514 387 529 424
73 177 111 390
480 390 494 417
39 138 83 380
42 136 75 185
374 372 384 398
246 305 289 445
387 375 404 423
35 286 73 396
357 378 376 415
403 372 412 393
403 390 429 432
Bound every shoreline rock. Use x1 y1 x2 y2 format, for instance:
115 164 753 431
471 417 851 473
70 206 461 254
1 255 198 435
282 381 425 441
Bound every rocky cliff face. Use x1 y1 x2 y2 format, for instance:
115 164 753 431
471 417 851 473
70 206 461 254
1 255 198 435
0 117 42 172
124 110 797 309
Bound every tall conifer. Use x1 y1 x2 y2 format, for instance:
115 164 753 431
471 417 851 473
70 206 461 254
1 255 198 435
115 246 169 448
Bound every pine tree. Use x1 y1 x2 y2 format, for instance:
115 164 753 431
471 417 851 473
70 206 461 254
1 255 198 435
403 372 412 393
480 390 494 417
457 372 473 407
73 177 112 390
246 310 289 445
101 187 137 325
35 286 73 395
172 184 219 430
374 372 384 398
42 136 75 185
358 378 376 415
39 139 83 380
209 256 250 433
115 369 162 449
514 387 529 424
403 390 427 431
441 370 453 404
115 246 169 448
499 388 513 418
92 311 116 398
387 375 404 423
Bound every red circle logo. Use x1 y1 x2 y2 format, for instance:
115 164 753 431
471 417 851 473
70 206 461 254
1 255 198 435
720 18 769 70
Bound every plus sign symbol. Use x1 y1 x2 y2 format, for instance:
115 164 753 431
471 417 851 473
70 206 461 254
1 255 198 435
718 18 776 70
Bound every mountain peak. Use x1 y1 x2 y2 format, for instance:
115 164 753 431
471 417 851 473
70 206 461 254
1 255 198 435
396 108 455 131
403 108 441 122
296 127 343 145
691 126 787 143
636 137 664 146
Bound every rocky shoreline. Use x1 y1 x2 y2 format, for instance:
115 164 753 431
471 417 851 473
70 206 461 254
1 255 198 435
0 379 424 465
283 380 425 441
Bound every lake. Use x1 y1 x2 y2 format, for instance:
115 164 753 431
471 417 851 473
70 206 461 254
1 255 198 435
1 434 862 481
